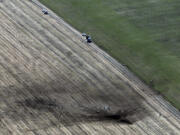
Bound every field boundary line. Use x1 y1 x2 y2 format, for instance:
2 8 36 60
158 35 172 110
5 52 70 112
29 0 180 121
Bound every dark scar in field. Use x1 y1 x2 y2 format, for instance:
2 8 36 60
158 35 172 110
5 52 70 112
1 79 150 127
16 97 143 125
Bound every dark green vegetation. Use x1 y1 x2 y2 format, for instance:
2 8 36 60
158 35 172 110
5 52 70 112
39 0 180 109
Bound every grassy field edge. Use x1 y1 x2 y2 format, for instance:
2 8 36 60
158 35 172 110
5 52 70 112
39 0 180 109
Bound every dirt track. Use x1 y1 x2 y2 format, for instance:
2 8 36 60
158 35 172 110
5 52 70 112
0 0 179 134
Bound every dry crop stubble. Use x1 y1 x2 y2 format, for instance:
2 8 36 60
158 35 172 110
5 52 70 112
0 0 179 134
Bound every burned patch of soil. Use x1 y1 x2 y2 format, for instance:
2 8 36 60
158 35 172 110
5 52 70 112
20 97 58 111
14 94 147 127
1 76 150 128
78 106 145 125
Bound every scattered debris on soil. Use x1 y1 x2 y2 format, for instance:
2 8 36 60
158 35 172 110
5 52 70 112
42 8 48 15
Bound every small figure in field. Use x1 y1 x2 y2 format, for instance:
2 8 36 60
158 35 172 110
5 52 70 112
82 33 92 43
104 105 110 112
42 9 48 15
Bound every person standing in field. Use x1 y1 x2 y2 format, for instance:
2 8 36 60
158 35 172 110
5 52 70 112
82 33 92 43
